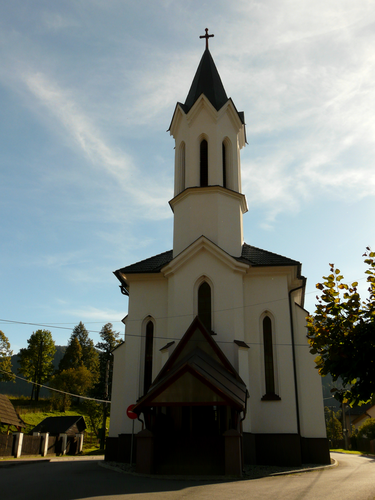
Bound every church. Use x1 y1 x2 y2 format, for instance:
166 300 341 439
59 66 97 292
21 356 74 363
106 31 330 475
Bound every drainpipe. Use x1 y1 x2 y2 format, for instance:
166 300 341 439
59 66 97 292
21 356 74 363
288 279 306 438
240 390 248 423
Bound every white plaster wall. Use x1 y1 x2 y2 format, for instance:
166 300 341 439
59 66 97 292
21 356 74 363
172 188 244 257
242 271 298 434
109 275 169 436
171 99 244 196
110 260 328 441
166 246 247 364
109 338 143 436
293 303 327 438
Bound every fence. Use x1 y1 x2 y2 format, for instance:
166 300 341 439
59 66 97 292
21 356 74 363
0 433 84 458
0 435 13 457
353 437 375 454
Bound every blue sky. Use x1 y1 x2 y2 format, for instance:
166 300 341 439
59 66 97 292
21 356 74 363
1 0 374 354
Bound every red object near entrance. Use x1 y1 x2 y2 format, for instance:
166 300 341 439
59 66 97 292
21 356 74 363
126 404 138 420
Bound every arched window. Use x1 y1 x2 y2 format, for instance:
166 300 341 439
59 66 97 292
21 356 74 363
144 320 154 394
200 139 208 187
263 316 274 394
262 316 280 400
222 142 227 188
180 142 185 192
198 281 211 331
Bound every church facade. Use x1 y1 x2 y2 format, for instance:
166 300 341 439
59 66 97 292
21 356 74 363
106 36 329 475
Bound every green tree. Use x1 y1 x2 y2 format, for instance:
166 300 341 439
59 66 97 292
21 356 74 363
325 407 343 443
0 330 15 382
94 323 122 399
50 365 94 411
306 248 375 406
82 400 103 438
18 329 56 401
59 322 99 382
357 418 375 441
58 337 84 372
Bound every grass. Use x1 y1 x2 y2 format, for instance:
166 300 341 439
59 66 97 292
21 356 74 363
331 449 375 457
331 449 363 455
82 447 105 456
2 396 109 453
19 408 88 434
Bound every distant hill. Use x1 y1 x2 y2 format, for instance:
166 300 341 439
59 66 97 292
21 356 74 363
0 346 66 398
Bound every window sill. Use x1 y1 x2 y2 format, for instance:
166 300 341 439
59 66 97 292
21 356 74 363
261 393 281 401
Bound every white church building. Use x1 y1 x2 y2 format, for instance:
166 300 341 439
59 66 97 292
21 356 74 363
106 33 329 475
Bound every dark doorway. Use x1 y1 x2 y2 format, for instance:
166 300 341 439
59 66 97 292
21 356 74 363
153 405 226 475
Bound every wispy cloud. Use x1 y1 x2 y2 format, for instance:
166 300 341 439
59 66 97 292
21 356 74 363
63 306 124 323
33 250 90 269
41 11 81 31
229 2 375 225
22 71 172 220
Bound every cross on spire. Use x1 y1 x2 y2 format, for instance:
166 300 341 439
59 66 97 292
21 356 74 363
200 28 214 50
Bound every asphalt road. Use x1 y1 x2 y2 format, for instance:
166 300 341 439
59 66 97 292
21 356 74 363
0 453 374 500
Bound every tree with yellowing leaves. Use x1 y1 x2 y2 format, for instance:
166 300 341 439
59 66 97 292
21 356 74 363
306 248 375 406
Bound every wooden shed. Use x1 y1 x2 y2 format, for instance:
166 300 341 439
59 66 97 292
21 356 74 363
0 394 25 432
30 415 86 436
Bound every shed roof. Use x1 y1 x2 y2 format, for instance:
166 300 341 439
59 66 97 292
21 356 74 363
345 403 372 416
30 415 86 435
0 394 25 428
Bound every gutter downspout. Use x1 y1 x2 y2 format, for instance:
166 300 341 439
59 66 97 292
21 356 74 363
288 278 306 438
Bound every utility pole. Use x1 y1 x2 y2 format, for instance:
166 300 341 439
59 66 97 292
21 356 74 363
342 401 349 450
100 358 110 450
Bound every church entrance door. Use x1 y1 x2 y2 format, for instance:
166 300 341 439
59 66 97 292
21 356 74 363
153 405 226 475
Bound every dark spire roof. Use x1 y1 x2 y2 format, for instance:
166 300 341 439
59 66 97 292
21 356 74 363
182 49 228 113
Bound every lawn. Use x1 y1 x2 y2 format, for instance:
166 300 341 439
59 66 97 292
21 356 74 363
331 448 375 456
2 396 108 453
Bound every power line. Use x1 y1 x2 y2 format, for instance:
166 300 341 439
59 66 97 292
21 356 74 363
0 295 295 331
1 273 371 333
0 319 122 335
0 368 110 404
0 317 312 347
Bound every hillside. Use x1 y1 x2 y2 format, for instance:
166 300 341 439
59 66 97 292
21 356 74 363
0 346 66 398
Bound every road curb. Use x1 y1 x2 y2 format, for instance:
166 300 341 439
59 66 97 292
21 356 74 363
0 458 51 467
99 459 338 481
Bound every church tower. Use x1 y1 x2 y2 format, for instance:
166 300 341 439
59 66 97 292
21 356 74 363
169 34 247 257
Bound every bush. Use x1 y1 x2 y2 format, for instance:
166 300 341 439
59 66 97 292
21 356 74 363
357 418 375 441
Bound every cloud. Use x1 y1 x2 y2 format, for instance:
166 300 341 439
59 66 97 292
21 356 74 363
2 0 375 232
22 70 172 220
33 250 90 270
228 2 375 225
63 306 124 323
41 11 81 31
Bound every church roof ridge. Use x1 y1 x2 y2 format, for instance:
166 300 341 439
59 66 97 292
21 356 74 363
114 243 301 282
114 249 173 277
239 243 301 267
